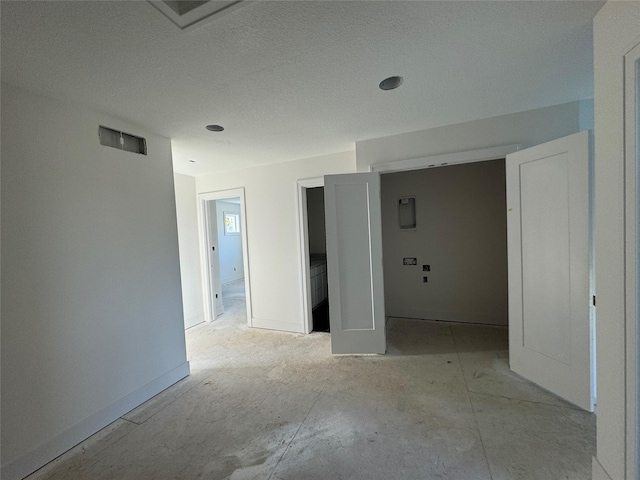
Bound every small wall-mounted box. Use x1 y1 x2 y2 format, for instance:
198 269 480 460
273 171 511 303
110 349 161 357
398 196 416 230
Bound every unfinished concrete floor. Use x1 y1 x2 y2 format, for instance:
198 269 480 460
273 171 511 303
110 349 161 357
27 295 595 480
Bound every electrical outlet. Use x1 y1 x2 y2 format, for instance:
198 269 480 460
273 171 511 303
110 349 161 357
423 276 428 283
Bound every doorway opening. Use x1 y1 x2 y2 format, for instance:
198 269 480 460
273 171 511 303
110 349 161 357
297 177 330 334
306 187 329 332
364 145 520 353
214 196 246 319
379 159 509 330
199 189 252 325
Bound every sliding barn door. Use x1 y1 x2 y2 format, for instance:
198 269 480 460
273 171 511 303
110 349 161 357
506 131 593 411
324 172 386 354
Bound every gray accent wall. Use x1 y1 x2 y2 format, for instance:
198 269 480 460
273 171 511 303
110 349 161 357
381 159 508 325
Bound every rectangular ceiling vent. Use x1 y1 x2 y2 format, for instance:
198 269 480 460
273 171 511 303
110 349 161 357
98 126 147 155
148 1 247 31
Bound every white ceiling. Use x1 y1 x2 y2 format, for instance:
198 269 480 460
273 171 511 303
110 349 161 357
1 1 603 176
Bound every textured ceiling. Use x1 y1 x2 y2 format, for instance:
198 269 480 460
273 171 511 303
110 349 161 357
1 1 603 176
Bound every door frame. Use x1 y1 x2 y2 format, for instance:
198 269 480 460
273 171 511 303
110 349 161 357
205 197 224 318
369 144 521 174
198 188 253 325
624 41 640 479
296 177 325 334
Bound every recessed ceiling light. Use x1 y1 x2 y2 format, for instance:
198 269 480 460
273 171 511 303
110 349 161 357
379 76 404 91
206 124 224 132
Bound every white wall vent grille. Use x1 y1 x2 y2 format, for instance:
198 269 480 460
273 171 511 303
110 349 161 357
98 126 147 155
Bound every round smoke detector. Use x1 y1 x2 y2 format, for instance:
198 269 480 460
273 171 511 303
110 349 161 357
379 76 404 91
206 124 224 132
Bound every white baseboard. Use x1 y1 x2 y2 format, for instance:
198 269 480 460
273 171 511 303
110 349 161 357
2 362 190 480
592 457 614 480
251 317 304 333
184 312 205 329
387 309 508 326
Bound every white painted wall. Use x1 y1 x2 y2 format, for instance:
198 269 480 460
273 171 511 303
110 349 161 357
174 173 205 329
196 151 356 333
356 101 588 171
1 83 189 480
381 159 508 325
306 187 326 255
216 200 244 285
592 3 640 480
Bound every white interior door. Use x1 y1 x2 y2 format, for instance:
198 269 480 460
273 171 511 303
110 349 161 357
506 130 593 411
206 200 224 317
624 42 640 475
324 172 386 354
